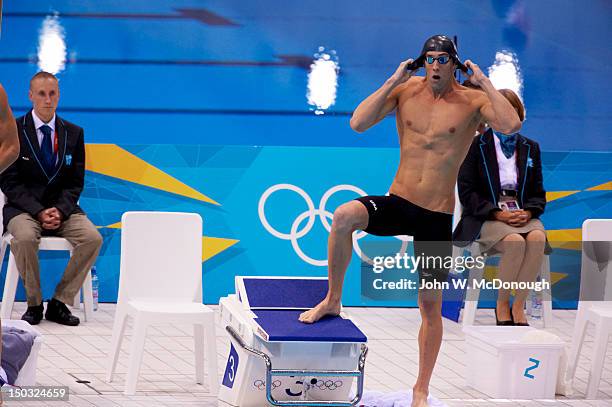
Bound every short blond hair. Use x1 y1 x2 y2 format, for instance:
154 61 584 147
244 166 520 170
30 71 58 89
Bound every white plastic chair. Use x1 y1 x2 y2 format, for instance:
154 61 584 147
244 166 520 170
566 219 612 399
2 319 44 386
105 211 218 395
0 190 94 321
452 188 553 327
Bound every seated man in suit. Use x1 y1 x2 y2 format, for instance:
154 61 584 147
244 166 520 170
0 71 103 326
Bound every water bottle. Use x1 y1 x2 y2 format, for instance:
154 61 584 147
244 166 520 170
529 277 542 320
92 266 99 311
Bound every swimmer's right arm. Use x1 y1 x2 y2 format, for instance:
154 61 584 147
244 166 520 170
350 59 415 133
0 85 19 173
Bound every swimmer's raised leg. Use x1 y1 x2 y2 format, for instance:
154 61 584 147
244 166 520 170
299 201 368 323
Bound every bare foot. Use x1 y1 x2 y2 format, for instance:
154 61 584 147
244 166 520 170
298 299 341 323
411 389 429 407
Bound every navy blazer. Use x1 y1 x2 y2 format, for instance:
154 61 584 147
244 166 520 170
0 110 85 229
452 128 546 245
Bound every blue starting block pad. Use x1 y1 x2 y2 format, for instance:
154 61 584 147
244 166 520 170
252 310 367 343
219 276 368 406
237 277 329 309
233 277 367 343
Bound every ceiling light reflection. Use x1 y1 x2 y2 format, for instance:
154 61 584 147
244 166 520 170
37 14 67 74
307 47 339 115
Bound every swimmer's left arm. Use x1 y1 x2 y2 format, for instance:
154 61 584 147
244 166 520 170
464 60 521 135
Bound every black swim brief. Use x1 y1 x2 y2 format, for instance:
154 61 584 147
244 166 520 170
355 194 453 285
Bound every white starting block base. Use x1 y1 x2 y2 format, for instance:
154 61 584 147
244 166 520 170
218 277 368 407
464 326 564 399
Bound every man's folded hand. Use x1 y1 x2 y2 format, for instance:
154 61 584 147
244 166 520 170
38 208 62 230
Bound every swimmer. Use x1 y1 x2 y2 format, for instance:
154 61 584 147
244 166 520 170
0 84 18 172
299 35 521 407
0 82 20 406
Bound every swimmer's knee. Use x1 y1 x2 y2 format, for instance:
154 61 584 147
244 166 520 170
419 301 442 321
332 202 367 233
418 291 442 315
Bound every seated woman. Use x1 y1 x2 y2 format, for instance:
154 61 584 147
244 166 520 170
453 89 548 326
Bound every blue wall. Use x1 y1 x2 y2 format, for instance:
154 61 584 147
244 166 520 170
0 1 610 306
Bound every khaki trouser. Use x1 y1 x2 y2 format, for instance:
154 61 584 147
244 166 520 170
7 212 103 306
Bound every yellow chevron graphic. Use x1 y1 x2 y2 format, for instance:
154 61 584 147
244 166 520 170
547 228 581 240
546 179 612 202
546 191 580 202
548 241 582 250
483 266 497 281
546 228 582 250
85 144 219 205
101 222 238 262
202 236 239 262
587 181 612 191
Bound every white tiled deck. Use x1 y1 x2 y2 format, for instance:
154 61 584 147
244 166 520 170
3 303 612 406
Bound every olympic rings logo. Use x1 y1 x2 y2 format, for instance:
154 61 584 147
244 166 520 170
314 379 343 391
258 184 410 266
253 379 281 390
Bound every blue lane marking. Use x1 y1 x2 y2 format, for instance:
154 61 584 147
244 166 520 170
524 357 540 379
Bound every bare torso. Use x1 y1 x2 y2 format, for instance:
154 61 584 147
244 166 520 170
388 77 482 214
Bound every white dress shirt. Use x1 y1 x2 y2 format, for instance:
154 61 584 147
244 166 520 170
32 110 58 163
493 133 518 190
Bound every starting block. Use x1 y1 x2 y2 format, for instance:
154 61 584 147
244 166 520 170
218 276 368 406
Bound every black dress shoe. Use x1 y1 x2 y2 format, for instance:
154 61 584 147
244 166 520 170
495 308 514 326
21 303 44 325
45 298 80 326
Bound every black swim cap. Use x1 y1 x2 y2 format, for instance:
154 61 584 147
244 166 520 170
415 35 468 72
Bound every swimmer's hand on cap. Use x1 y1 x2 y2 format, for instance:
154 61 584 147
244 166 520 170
464 60 488 86
390 59 418 86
